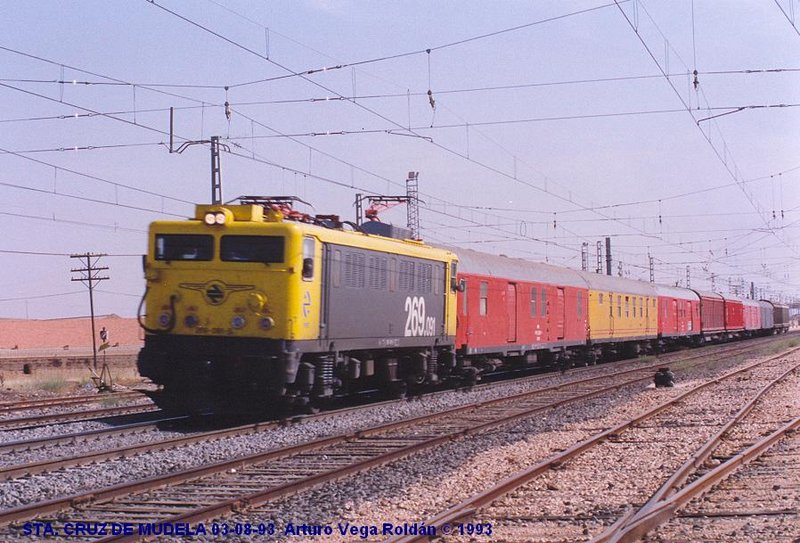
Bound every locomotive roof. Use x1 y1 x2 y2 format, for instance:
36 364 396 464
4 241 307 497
450 248 587 287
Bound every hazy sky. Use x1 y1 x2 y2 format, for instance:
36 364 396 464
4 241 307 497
1 0 798 319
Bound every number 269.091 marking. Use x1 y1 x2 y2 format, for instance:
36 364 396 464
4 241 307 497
404 296 436 337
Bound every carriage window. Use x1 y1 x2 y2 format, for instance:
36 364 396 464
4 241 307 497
530 287 537 317
541 289 547 317
220 235 284 263
480 281 488 316
625 296 630 318
577 291 582 317
617 295 622 317
462 279 468 315
599 293 604 304
155 234 213 261
639 297 643 317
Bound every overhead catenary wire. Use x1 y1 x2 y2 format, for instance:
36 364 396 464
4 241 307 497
4 8 792 298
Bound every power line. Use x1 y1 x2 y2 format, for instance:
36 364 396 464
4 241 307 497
215 0 633 89
0 291 84 303
773 0 800 38
613 0 800 263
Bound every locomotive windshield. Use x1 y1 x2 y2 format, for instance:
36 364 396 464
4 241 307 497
155 234 213 261
221 235 284 263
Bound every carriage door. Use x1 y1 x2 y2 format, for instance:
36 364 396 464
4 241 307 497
671 299 678 333
506 283 517 342
556 287 565 339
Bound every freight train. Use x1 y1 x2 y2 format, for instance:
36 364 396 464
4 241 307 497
137 197 790 414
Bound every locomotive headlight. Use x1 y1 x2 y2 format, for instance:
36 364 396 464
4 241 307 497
259 317 275 330
203 211 228 225
231 315 246 329
158 312 172 327
184 315 199 328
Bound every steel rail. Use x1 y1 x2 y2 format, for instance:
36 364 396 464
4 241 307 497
0 404 161 431
381 345 800 543
81 342 799 543
0 340 742 480
590 359 800 543
607 414 800 543
0 337 790 536
0 391 143 413
0 416 187 456
0 352 685 531
0 339 747 479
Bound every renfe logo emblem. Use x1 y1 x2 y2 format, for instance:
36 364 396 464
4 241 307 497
179 280 254 305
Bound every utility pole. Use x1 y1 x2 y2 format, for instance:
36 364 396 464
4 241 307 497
605 237 612 276
649 255 655 283
210 136 222 205
70 253 109 371
581 242 589 272
686 266 690 288
596 241 603 274
406 171 420 240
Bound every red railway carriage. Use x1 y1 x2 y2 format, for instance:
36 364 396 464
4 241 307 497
742 298 762 332
455 249 588 357
722 295 745 332
692 290 725 335
654 285 700 339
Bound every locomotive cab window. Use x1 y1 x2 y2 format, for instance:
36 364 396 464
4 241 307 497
220 235 284 263
155 234 213 261
302 237 315 280
530 287 537 317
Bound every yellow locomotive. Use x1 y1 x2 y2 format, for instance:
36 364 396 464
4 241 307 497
138 197 459 413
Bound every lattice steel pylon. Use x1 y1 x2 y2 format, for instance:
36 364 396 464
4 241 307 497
406 171 420 240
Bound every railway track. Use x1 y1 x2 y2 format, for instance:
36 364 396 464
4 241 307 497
0 336 779 482
643 421 800 542
378 346 800 542
0 404 162 432
1 337 793 542
0 391 143 415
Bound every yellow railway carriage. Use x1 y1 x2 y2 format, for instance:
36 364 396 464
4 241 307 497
578 272 658 347
138 200 458 413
